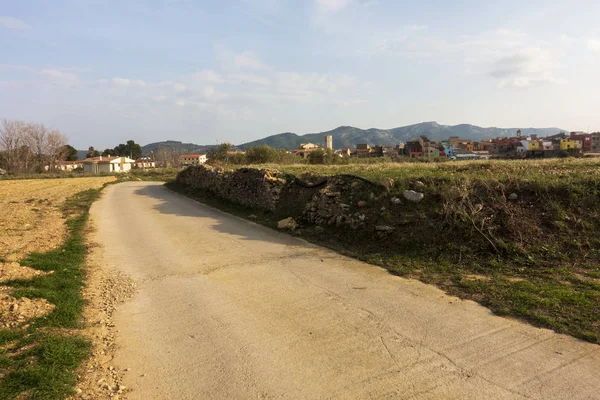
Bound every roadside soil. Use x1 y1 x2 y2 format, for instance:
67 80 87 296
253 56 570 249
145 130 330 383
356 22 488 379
69 227 137 400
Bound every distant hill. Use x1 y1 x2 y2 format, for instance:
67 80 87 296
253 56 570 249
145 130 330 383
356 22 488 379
237 122 567 150
141 140 214 156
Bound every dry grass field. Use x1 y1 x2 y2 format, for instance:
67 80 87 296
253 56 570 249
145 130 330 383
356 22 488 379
0 177 115 327
0 177 116 264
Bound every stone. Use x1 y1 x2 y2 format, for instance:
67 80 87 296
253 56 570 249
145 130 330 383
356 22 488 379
358 214 366 222
247 214 258 219
414 180 426 188
403 190 424 203
277 217 298 230
314 226 325 234
335 215 344 227
391 197 402 205
357 200 367 207
508 193 518 201
339 203 350 210
383 178 394 191
317 209 330 218
325 192 341 197
376 225 395 233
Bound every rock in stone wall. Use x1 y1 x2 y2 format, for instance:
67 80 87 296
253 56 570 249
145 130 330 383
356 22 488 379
176 165 286 211
299 175 386 229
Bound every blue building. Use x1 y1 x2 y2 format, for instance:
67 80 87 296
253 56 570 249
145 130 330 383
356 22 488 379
441 142 456 159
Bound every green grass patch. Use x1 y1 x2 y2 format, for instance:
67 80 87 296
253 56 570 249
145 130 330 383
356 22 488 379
0 182 112 399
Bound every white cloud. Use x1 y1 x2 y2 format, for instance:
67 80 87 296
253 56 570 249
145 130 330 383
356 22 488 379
110 78 147 87
214 45 268 70
588 39 600 52
0 16 31 30
316 0 352 13
489 48 559 88
234 51 267 70
98 47 364 116
0 66 82 89
373 28 564 88
40 69 79 84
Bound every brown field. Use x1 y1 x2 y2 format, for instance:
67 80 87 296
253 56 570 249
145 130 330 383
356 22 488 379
0 177 115 328
0 177 116 264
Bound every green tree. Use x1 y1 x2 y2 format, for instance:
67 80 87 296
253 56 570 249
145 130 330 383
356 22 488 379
101 148 116 157
245 145 277 164
86 146 100 158
308 148 325 165
113 140 142 159
207 142 232 164
63 145 78 161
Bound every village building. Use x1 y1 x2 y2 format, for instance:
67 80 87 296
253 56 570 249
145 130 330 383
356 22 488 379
404 140 423 158
44 161 83 172
293 143 321 158
592 132 600 153
180 154 207 166
81 156 135 174
570 132 593 153
355 144 372 158
324 135 333 151
134 158 156 169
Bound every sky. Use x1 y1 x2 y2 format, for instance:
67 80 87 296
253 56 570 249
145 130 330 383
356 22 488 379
1 0 600 149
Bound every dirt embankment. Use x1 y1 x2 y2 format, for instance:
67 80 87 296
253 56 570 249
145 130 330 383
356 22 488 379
70 232 137 400
176 164 600 264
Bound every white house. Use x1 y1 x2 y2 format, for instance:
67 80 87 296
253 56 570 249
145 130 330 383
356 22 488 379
44 161 83 172
82 156 136 174
180 154 207 166
517 140 531 153
134 158 156 169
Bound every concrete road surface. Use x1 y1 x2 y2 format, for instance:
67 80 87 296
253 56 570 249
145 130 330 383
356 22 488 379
90 182 600 399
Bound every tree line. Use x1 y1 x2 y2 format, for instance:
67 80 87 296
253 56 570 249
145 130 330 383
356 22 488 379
0 119 70 174
206 143 348 165
85 140 143 160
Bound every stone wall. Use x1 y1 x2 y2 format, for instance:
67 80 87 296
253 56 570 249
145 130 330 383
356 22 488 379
176 165 286 211
176 165 398 234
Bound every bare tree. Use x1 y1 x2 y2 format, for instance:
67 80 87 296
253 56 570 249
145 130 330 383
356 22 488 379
155 146 182 168
47 129 68 170
1 119 69 173
0 119 27 173
24 123 48 171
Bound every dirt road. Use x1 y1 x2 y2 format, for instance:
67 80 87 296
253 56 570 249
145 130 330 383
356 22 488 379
90 182 600 399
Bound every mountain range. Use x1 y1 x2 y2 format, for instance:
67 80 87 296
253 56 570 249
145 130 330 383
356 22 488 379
236 122 566 150
141 140 215 156
78 122 567 157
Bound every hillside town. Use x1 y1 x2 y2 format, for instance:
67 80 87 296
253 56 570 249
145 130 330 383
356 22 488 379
294 130 600 160
2 118 600 176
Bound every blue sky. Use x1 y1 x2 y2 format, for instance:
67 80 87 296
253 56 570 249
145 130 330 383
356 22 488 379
1 0 599 149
